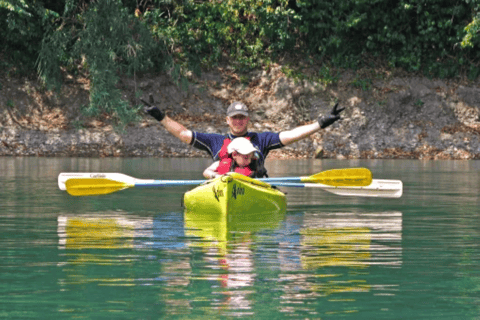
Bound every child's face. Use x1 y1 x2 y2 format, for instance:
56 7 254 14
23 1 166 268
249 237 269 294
232 151 253 167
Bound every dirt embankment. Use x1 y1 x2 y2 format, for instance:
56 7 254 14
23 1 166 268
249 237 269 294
1 65 480 160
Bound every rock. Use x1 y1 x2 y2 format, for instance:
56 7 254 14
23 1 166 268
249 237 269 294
314 146 324 159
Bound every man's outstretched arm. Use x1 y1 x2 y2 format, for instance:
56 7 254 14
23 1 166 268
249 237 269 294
160 116 193 144
279 103 345 146
279 121 321 146
141 95 193 144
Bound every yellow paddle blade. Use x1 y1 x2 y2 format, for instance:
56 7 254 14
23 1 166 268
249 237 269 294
301 168 372 186
65 178 134 196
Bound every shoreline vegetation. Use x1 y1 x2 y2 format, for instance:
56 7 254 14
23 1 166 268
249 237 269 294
1 0 479 159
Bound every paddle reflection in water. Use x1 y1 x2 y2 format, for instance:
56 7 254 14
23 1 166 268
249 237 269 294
55 209 402 317
184 209 402 316
57 213 186 286
300 211 402 268
272 211 402 317
58 213 185 251
56 212 193 316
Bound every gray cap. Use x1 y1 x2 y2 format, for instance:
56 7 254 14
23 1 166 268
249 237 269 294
226 102 249 117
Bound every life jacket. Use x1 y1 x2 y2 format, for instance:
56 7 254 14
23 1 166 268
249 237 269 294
216 137 260 177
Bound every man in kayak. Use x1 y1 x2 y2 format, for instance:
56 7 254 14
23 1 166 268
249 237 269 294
203 137 261 179
141 96 344 177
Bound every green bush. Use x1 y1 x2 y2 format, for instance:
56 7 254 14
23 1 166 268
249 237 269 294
38 0 171 125
143 0 479 78
146 0 299 70
2 0 480 126
461 8 480 78
295 0 479 77
0 0 59 72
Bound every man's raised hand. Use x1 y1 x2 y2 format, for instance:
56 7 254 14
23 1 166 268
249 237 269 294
318 103 345 129
141 94 165 122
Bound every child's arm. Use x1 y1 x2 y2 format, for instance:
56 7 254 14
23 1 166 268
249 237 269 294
203 161 221 179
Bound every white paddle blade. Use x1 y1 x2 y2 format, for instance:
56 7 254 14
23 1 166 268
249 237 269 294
305 179 403 198
58 173 137 191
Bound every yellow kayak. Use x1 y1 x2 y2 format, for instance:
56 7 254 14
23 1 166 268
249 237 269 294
183 172 286 216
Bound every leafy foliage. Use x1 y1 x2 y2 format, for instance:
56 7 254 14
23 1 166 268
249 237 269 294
37 0 171 125
2 0 480 126
295 0 480 78
462 11 480 48
145 0 299 71
0 0 59 72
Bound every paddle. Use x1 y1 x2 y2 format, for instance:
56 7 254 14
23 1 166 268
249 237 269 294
262 167 372 186
58 168 372 192
265 179 403 198
62 176 401 198
59 168 372 195
59 168 377 197
63 176 209 196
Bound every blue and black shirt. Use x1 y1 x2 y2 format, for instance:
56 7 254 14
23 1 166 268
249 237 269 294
190 131 284 168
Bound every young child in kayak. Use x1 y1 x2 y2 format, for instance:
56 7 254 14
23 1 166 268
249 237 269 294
203 137 261 179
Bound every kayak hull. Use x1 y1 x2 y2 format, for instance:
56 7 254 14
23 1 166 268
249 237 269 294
183 173 286 217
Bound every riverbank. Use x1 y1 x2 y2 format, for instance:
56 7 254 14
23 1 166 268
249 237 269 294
1 64 479 159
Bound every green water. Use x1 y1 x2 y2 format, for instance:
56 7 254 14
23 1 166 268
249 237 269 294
0 157 479 319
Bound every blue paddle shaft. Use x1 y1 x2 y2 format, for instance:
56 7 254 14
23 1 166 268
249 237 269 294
265 182 306 187
261 177 301 182
135 180 206 187
134 179 306 188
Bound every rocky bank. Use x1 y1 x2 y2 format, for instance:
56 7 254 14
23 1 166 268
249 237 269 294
1 65 480 160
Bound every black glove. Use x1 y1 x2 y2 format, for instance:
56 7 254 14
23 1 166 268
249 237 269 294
318 103 345 128
141 94 165 122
